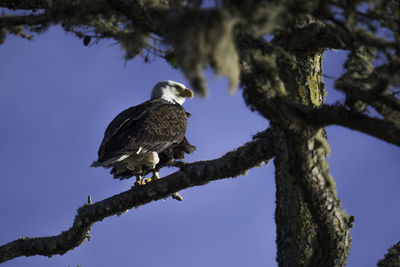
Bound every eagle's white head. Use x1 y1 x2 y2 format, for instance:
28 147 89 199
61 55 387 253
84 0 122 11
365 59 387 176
151 80 194 105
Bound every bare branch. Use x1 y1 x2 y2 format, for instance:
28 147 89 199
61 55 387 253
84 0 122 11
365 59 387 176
0 0 45 10
0 130 275 263
300 104 400 146
0 13 49 27
276 22 352 51
269 99 400 146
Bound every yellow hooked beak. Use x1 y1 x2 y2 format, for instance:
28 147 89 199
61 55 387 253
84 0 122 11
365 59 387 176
179 88 194 99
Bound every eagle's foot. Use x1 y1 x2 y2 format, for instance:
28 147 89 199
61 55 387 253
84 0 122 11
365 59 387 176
143 171 160 184
132 176 144 188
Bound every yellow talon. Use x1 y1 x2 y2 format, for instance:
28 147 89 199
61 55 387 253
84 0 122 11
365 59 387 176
143 171 160 184
143 177 152 184
132 172 160 187
133 176 144 187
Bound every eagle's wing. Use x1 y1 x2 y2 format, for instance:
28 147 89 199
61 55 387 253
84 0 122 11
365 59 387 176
96 99 188 164
99 101 150 150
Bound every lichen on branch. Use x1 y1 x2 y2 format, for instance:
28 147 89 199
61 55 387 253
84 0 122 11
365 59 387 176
0 130 275 263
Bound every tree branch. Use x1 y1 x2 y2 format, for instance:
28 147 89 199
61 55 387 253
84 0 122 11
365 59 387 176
294 103 400 146
0 130 275 263
0 0 45 10
0 13 49 27
276 22 352 51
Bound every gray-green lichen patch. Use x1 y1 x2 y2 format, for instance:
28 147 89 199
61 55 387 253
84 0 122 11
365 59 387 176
162 9 239 97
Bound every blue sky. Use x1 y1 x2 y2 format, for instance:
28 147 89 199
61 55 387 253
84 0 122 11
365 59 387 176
0 26 399 267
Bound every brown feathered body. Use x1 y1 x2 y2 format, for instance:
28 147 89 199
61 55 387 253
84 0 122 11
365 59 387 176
92 98 195 179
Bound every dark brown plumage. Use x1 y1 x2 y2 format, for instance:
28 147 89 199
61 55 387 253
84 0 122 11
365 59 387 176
91 80 195 184
98 99 188 162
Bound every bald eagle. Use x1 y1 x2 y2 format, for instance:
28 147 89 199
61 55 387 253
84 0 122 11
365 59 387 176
91 80 196 185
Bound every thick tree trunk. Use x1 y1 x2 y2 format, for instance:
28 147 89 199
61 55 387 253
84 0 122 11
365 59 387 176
273 127 352 267
273 128 318 266
273 21 328 266
239 17 353 266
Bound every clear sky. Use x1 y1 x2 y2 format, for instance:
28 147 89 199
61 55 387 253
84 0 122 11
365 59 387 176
0 26 399 267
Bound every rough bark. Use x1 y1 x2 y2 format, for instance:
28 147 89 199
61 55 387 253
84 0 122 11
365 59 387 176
293 104 400 146
0 0 44 10
273 128 352 267
239 17 352 266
